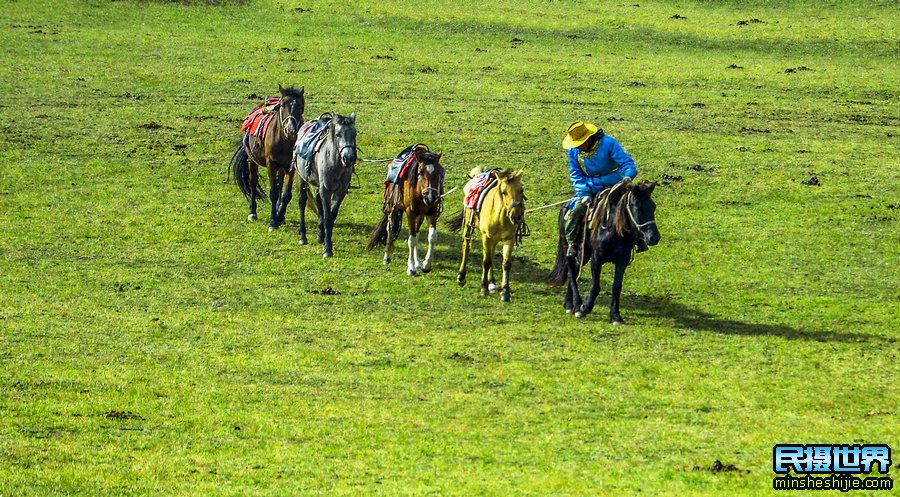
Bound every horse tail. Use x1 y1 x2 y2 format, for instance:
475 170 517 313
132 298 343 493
301 181 319 217
230 140 265 200
548 206 569 286
446 209 465 232
366 212 390 251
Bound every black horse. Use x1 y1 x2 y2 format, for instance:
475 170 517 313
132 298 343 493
548 179 660 324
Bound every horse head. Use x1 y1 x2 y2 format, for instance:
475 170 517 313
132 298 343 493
616 180 660 247
277 84 305 137
414 150 444 207
497 169 526 225
331 112 358 168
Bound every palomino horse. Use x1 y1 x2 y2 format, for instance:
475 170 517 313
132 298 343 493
231 85 305 231
548 179 660 324
366 146 445 275
295 112 358 258
447 167 526 302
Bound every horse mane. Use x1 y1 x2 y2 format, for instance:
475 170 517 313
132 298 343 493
495 168 520 183
280 87 305 99
417 150 441 165
611 181 653 237
612 196 630 238
334 114 355 126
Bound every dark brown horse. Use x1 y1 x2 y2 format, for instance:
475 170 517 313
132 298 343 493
367 147 444 275
231 85 305 231
549 179 660 324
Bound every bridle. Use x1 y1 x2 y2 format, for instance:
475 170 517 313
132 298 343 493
279 99 299 138
418 160 444 204
624 190 656 230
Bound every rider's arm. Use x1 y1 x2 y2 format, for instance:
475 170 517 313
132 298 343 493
568 148 592 196
588 137 637 188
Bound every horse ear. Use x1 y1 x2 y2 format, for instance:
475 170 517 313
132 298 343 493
349 111 356 122
437 151 443 159
278 83 284 94
514 168 525 178
298 86 305 95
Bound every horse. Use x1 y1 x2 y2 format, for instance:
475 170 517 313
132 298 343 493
548 179 660 324
366 146 445 276
295 112 358 258
231 85 305 231
447 167 526 302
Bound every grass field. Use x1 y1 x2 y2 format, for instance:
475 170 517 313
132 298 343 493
1 0 898 495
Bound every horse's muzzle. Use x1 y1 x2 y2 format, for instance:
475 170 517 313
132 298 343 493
640 227 661 246
340 149 356 168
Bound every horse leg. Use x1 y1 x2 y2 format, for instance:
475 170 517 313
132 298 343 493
566 249 583 313
609 262 628 324
576 252 603 318
297 180 308 245
412 212 427 274
267 166 281 232
276 171 293 227
319 188 334 258
422 214 438 273
326 193 344 257
499 241 514 303
406 211 420 276
315 190 325 245
457 211 472 286
248 161 259 221
480 236 496 297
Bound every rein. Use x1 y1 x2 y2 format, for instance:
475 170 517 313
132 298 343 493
624 190 656 229
278 103 298 138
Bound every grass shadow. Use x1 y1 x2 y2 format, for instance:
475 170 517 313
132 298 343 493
627 294 894 344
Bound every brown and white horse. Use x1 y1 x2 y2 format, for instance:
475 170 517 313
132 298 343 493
367 148 445 275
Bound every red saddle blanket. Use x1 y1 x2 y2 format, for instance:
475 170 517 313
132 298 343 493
464 170 498 211
240 97 281 139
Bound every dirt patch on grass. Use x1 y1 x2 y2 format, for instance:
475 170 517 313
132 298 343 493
695 460 749 474
801 176 820 186
105 410 144 421
310 287 341 295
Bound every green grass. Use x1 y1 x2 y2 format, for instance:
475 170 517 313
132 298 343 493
1 0 898 495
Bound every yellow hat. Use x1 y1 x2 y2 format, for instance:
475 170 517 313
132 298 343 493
562 121 599 149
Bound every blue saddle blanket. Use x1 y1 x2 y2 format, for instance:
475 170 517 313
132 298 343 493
294 115 332 163
385 144 428 184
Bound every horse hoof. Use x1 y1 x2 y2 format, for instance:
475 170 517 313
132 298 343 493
480 289 488 297
457 275 466 286
565 308 573 314
299 238 307 246
247 214 257 221
407 269 418 276
488 283 499 293
383 257 391 265
500 293 510 303
575 311 585 318
611 319 624 326
421 266 431 274
268 226 277 232
323 251 333 259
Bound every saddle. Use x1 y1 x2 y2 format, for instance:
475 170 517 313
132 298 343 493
240 97 281 139
463 169 499 212
577 180 633 244
385 144 428 185
294 113 332 164
382 144 429 211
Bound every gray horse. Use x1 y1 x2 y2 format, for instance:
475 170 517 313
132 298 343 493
295 112 358 258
